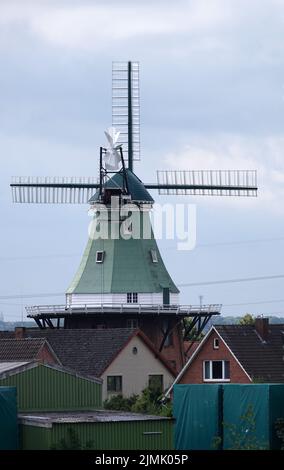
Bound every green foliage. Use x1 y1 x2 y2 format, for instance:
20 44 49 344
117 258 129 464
103 388 173 417
211 435 222 450
222 404 268 450
275 418 284 450
238 314 255 326
103 394 138 411
183 317 204 341
50 427 94 450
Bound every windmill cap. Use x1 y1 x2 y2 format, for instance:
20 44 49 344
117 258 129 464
89 169 154 204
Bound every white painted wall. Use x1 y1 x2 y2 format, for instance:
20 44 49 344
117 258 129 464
101 335 174 401
66 292 179 306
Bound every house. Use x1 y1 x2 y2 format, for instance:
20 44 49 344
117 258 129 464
6 327 176 400
165 318 284 395
0 338 60 365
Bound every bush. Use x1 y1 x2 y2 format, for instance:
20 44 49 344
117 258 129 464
103 394 138 411
50 428 93 450
103 388 173 417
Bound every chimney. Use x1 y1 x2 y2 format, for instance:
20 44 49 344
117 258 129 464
15 327 26 340
255 317 269 342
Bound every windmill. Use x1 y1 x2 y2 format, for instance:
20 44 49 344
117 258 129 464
10 61 257 370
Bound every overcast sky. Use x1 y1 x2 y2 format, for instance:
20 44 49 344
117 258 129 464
1 0 284 321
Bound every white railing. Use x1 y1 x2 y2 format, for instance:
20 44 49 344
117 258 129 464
25 303 222 316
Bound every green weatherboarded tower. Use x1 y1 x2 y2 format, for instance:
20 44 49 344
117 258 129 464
11 62 257 371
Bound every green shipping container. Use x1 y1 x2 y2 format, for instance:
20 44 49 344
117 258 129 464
0 363 102 412
223 384 284 450
174 384 222 450
0 387 18 450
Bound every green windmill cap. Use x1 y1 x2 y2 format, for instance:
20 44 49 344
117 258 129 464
89 169 154 204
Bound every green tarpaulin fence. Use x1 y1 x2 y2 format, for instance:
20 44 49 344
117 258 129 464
174 384 284 450
223 384 284 450
173 384 223 450
0 387 18 450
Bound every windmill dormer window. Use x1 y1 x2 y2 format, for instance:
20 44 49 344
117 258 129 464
127 293 138 303
150 249 158 263
96 251 105 263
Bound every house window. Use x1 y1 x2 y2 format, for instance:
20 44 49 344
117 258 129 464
149 375 164 393
150 249 158 263
126 319 139 329
203 360 230 381
213 338 219 349
96 251 105 263
107 376 122 393
127 293 138 303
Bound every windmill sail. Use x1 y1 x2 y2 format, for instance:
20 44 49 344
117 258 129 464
112 61 140 170
11 177 99 204
155 170 257 196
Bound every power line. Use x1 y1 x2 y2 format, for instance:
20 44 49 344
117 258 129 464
0 254 80 261
224 298 284 307
178 274 284 287
196 236 284 248
1 236 284 262
0 293 64 300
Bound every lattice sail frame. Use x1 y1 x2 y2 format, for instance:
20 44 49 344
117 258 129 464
11 177 98 204
112 61 140 164
156 170 257 196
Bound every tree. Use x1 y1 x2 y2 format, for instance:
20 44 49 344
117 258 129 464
238 313 255 326
213 404 268 450
183 317 204 341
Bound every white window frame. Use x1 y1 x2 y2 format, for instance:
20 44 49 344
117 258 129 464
126 293 138 304
96 250 105 263
203 360 230 382
213 338 219 349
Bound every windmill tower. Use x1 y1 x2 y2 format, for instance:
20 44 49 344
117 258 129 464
11 62 257 371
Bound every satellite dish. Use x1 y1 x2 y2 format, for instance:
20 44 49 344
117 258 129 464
104 127 121 171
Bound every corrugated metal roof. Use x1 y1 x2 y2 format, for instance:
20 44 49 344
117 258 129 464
19 410 171 426
0 361 31 374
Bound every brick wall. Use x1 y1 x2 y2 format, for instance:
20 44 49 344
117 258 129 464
36 344 59 365
179 329 251 384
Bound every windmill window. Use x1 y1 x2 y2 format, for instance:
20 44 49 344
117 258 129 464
124 222 132 234
96 251 105 263
127 293 138 303
150 249 158 263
